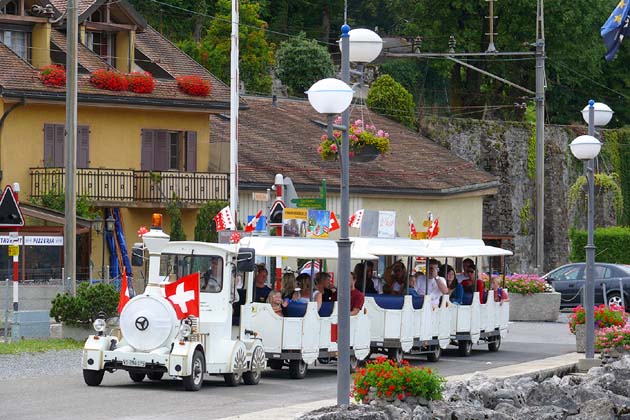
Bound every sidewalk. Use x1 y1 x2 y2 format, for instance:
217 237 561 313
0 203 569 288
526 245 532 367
216 352 583 420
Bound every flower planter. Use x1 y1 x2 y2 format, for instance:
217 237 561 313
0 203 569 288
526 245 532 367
508 291 560 322
574 324 601 353
350 145 380 162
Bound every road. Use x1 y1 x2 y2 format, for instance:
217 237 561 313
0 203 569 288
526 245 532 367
0 319 575 420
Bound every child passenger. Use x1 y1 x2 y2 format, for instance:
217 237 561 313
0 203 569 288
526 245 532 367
490 277 510 304
266 290 287 316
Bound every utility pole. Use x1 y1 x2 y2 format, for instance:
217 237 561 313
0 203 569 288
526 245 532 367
535 0 546 273
485 0 498 53
65 0 78 295
229 0 239 223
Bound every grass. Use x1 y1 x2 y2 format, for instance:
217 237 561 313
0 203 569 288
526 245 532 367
0 338 84 355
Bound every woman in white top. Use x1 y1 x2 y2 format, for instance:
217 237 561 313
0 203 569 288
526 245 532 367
416 259 448 306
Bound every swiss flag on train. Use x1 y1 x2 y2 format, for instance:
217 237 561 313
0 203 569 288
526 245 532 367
427 218 440 239
408 215 417 236
214 206 236 231
165 273 200 319
329 211 340 232
245 210 263 232
348 209 364 228
118 269 131 313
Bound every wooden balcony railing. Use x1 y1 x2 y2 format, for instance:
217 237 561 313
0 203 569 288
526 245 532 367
30 168 229 204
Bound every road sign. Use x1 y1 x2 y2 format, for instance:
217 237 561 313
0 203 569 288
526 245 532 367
291 197 326 210
269 200 285 226
8 245 18 256
0 185 24 227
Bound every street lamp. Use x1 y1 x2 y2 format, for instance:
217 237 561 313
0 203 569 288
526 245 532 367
571 99 612 368
102 214 116 280
93 215 103 278
307 24 382 406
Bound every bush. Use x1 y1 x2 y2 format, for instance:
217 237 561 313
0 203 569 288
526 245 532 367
194 200 228 243
366 74 416 128
570 226 630 264
568 304 627 334
351 356 445 403
50 283 119 326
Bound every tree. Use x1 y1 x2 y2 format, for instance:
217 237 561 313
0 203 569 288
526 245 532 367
366 74 416 128
179 0 273 94
167 200 186 241
275 33 334 97
194 200 228 243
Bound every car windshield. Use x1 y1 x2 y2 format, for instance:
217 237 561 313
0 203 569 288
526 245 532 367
160 253 224 293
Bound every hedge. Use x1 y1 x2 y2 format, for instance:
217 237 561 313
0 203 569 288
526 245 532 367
569 226 630 263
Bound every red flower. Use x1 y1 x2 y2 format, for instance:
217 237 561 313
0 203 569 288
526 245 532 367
176 75 211 97
398 393 404 400
90 69 128 91
137 226 149 237
39 65 66 87
127 72 155 94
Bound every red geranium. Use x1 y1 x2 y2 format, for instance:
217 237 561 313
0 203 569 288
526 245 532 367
176 75 211 97
39 65 66 87
90 69 128 91
126 72 155 94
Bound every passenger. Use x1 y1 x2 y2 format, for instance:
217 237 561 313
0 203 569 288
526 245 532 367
266 290 287 316
458 258 475 282
296 273 321 309
201 257 222 292
350 272 365 315
354 261 378 294
253 264 272 303
281 271 299 301
461 263 486 304
314 272 335 302
441 264 463 304
407 273 421 298
490 277 509 304
415 259 448 306
383 260 406 295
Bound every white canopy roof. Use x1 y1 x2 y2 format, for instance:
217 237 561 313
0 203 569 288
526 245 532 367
351 237 512 258
238 236 377 260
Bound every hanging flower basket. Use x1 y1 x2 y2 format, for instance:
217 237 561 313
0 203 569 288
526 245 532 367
318 118 390 161
39 64 66 88
126 71 155 94
90 69 128 91
176 75 211 97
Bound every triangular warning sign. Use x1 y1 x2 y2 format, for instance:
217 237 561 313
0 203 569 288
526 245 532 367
269 199 285 226
0 186 24 227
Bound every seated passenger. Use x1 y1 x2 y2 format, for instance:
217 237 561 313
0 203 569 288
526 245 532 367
314 272 335 302
490 277 509 304
354 261 379 294
407 273 421 298
201 257 223 292
253 263 272 303
350 272 365 315
457 258 475 282
281 271 299 301
441 264 463 304
267 290 287 316
383 261 406 295
415 259 448 306
296 273 321 309
461 263 486 304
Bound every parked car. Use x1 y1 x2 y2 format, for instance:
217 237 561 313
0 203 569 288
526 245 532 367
542 263 630 308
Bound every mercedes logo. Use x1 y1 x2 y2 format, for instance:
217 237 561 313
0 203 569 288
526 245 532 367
135 316 149 331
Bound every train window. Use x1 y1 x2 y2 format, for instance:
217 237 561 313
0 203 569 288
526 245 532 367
160 253 224 293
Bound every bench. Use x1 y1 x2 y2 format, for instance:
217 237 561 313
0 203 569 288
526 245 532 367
367 294 423 310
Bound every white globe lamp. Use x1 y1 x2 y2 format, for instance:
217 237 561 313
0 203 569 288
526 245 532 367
570 135 602 161
581 102 613 127
306 78 353 115
339 28 383 63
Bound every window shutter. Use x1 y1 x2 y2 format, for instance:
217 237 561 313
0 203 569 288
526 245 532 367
155 130 169 171
43 124 55 167
186 131 197 172
54 125 65 166
140 129 155 171
77 126 90 168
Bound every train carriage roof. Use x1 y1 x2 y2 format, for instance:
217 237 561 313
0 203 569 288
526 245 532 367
238 236 377 260
351 237 513 258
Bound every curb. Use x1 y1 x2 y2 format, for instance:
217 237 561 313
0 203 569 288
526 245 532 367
216 352 583 420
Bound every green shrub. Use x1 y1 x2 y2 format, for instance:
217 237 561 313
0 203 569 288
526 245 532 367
366 74 416 128
569 226 630 263
194 200 228 243
50 283 119 326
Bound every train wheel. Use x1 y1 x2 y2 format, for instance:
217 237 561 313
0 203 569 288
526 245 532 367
458 340 473 357
488 336 501 352
388 347 404 364
268 359 284 370
289 360 307 379
427 345 441 362
183 350 205 391
349 355 358 372
83 369 104 386
243 370 261 385
147 372 164 381
129 371 145 382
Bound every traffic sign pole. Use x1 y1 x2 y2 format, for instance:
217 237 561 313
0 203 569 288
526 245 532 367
11 183 20 311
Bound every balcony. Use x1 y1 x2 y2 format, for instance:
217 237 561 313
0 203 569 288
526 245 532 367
30 167 229 206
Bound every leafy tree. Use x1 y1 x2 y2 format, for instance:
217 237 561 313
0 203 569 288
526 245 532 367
167 200 186 241
194 200 228 243
179 0 273 94
366 74 416 128
128 0 215 42
275 33 334 97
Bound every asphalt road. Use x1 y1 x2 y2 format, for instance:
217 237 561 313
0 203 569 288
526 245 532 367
0 319 575 420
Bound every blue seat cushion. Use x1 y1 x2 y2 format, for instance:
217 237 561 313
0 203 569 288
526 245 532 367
411 296 423 309
285 302 308 317
462 292 474 305
319 301 334 317
367 294 404 310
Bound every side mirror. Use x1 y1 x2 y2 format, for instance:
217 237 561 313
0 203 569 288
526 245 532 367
131 243 145 267
237 248 256 272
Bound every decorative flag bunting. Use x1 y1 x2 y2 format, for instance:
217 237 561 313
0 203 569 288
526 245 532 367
329 211 340 232
408 215 417 236
348 209 364 228
118 268 130 313
427 218 440 240
245 210 263 232
214 206 236 231
164 273 200 319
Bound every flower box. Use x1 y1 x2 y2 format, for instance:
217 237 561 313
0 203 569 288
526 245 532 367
319 118 390 161
508 292 561 321
39 64 66 88
176 75 211 97
126 71 155 94
90 69 128 91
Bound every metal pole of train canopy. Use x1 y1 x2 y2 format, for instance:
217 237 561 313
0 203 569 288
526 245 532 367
65 0 78 295
229 0 239 222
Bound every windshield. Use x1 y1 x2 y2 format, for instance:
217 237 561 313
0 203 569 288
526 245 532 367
160 253 224 293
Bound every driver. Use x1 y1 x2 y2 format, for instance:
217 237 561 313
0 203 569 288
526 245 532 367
201 257 223 292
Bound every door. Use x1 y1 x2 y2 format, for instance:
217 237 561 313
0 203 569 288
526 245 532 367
546 264 584 307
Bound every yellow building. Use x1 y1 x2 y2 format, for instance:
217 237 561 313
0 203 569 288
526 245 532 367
1 0 231 288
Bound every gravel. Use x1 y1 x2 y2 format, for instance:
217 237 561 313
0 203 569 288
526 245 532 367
0 350 82 380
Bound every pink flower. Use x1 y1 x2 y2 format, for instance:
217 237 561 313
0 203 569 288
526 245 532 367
377 129 384 137
354 128 363 135
354 119 363 126
350 134 358 142
137 226 149 237
334 116 342 125
330 144 338 153
321 134 328 141
317 146 323 153
349 151 355 158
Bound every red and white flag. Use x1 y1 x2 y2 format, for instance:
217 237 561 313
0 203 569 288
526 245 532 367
408 215 417 236
245 210 263 232
427 218 440 239
118 269 130 313
165 273 200 319
214 206 236 231
329 211 340 232
348 209 364 228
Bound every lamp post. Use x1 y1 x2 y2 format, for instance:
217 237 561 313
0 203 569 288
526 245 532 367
93 216 103 278
307 24 382 406
103 214 116 281
572 99 613 366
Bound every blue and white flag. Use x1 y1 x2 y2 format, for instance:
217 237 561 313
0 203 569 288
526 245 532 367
602 0 630 61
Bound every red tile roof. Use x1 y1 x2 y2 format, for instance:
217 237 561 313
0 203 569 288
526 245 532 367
48 0 97 16
211 97 498 195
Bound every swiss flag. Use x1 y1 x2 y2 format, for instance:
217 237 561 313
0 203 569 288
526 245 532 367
245 210 263 232
348 209 364 228
118 269 131 314
214 206 236 231
164 273 200 319
427 218 440 239
329 211 340 232
408 215 417 236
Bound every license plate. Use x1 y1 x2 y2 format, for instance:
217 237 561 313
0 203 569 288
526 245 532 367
123 359 146 367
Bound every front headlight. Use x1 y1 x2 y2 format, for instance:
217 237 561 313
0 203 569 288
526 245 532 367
93 318 107 332
179 323 192 338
